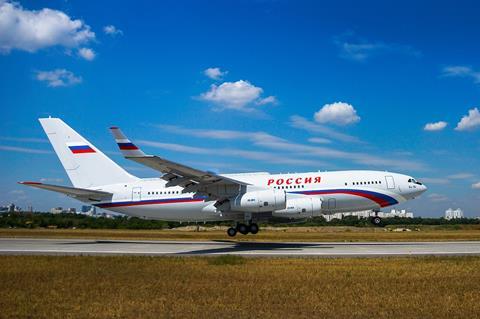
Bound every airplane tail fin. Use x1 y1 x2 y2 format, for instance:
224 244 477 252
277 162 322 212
39 118 139 188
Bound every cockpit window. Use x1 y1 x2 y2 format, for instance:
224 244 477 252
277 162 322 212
408 178 423 185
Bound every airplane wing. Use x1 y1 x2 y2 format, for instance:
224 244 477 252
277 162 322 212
109 127 248 199
19 182 113 202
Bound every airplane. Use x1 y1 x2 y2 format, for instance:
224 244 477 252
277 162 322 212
20 118 427 236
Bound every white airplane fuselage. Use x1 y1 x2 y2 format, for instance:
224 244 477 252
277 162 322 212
93 170 426 222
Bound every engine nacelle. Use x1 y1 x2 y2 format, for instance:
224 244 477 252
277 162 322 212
230 190 286 213
273 197 322 218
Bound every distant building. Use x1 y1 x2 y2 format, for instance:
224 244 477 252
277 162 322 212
445 208 464 220
323 209 414 221
50 207 64 214
81 205 92 213
80 205 96 216
1 203 22 213
66 208 76 214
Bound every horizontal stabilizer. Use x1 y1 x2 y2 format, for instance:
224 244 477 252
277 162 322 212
19 182 113 202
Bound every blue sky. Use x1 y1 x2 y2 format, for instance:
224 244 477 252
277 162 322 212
1 0 479 216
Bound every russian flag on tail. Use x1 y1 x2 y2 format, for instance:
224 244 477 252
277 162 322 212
68 143 96 154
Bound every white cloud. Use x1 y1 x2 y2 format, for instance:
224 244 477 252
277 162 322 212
156 125 281 143
308 137 332 144
456 108 480 131
334 33 420 62
155 124 425 171
0 1 95 53
472 182 480 189
0 136 48 143
448 173 475 180
9 189 27 201
339 42 385 62
256 95 278 106
290 116 362 143
427 193 449 202
35 69 82 87
424 121 447 131
204 67 227 80
314 102 360 126
103 25 123 36
441 66 480 84
199 80 276 111
78 47 95 61
418 177 450 185
138 139 327 167
9 189 25 195
137 140 210 155
0 145 52 154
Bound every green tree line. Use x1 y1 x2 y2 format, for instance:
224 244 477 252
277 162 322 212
1 212 479 229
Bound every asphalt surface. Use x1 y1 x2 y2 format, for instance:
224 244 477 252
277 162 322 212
1 238 480 257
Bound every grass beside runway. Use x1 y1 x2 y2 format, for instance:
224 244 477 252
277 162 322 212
1 225 480 242
0 255 479 318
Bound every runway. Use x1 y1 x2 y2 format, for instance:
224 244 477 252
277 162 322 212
1 238 480 257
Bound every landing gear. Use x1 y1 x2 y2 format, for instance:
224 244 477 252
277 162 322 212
237 223 249 235
225 222 260 236
371 216 382 226
249 223 259 234
227 227 237 237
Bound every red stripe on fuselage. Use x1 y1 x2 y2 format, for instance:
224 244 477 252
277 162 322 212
300 190 393 207
97 198 205 208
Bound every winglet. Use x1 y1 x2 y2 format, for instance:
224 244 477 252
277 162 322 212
18 181 42 185
109 126 146 157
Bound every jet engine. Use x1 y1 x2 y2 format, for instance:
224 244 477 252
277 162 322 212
273 197 322 218
230 189 286 213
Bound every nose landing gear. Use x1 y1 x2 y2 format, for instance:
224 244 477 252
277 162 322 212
371 216 382 226
227 227 237 237
226 222 260 237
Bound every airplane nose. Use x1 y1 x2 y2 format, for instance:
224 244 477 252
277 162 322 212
421 184 428 193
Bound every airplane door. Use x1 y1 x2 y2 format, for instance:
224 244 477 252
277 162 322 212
132 187 142 201
385 176 395 189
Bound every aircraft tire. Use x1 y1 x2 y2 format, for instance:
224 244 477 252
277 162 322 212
237 223 249 235
227 227 237 237
249 223 259 234
372 216 382 226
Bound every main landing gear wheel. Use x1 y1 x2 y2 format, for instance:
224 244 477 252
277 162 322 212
371 216 382 226
227 227 237 237
249 223 259 234
237 223 249 235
